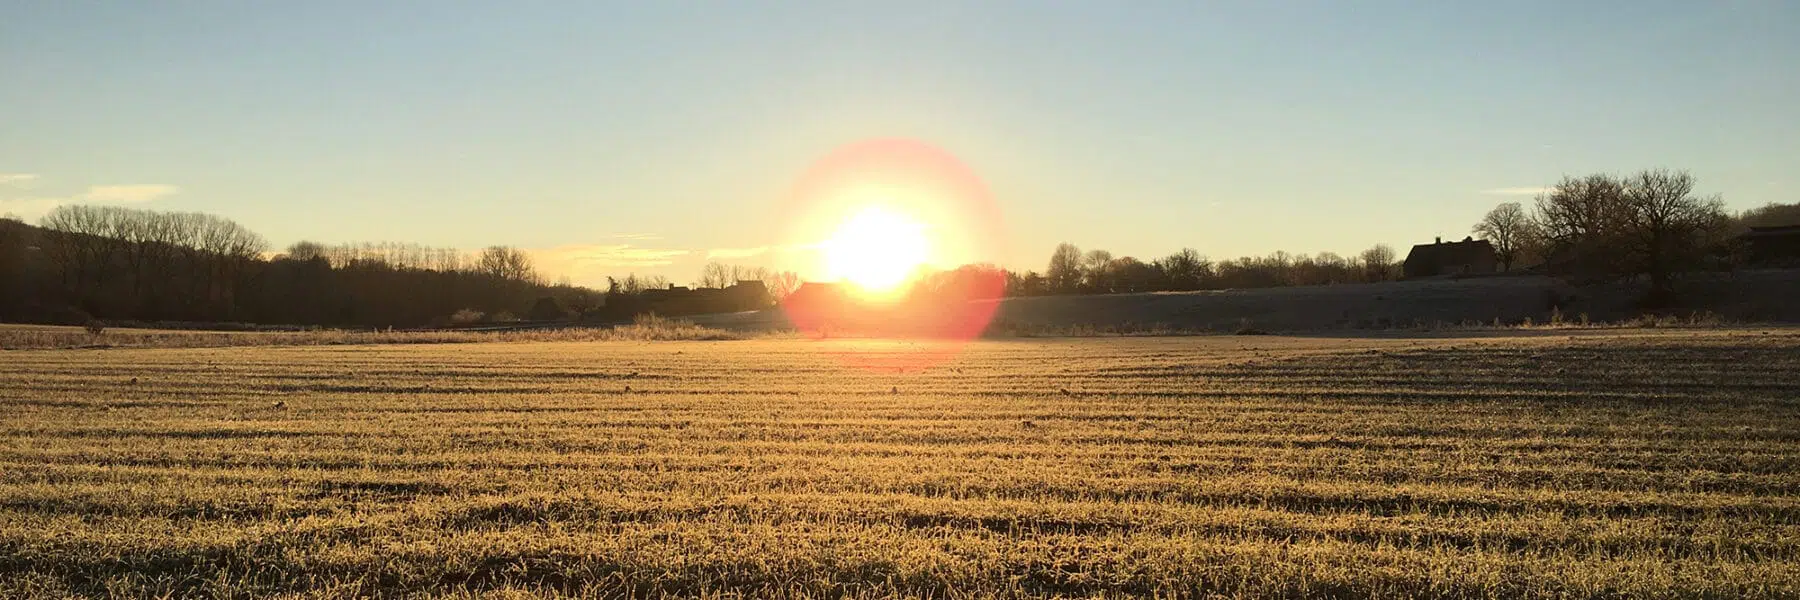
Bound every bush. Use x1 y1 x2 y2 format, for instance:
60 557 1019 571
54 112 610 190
450 309 485 325
528 297 569 321
84 319 106 336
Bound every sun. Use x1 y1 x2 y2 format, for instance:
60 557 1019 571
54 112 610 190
820 205 930 297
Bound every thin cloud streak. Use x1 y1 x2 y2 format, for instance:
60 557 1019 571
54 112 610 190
706 246 770 259
531 243 693 288
0 174 39 186
0 198 65 220
533 244 689 268
85 184 180 203
0 183 181 221
1480 187 1551 196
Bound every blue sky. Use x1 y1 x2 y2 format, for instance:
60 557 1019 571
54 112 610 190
3 1 1795 286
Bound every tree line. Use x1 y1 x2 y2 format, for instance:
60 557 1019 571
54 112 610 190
997 243 1403 297
0 205 816 328
0 205 615 327
4 169 1789 327
1469 169 1788 302
1008 170 1794 301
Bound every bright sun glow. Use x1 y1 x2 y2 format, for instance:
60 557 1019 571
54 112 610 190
821 205 931 297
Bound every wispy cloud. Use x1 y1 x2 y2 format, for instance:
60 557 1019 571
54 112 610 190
532 244 689 269
0 197 65 221
0 174 39 187
611 233 663 241
706 246 769 259
530 244 693 287
0 183 181 221
1480 187 1551 196
84 184 179 203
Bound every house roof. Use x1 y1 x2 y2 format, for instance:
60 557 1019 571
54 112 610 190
1404 238 1497 267
1745 225 1800 237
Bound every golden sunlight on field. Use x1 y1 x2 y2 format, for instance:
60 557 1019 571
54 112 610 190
2 330 1799 598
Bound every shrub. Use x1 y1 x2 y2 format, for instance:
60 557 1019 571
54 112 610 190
528 297 569 321
450 309 485 325
605 313 740 341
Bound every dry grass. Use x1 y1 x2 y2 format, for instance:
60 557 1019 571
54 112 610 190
2 330 1798 598
0 315 739 350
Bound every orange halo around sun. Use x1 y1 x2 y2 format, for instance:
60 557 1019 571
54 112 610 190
777 139 1006 351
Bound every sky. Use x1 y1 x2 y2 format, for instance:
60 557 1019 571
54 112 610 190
3 1 1796 287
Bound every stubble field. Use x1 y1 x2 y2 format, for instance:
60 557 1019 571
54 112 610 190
2 330 1798 598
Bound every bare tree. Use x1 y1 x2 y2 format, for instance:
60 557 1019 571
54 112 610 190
1533 173 1632 278
1358 244 1397 282
1046 243 1083 294
700 262 773 289
733 265 769 286
1473 202 1539 271
1739 202 1800 229
698 262 733 289
1619 169 1729 300
1156 248 1212 290
1081 249 1114 292
39 205 121 303
285 241 328 262
476 246 538 283
1107 256 1160 292
1530 170 1730 295
764 270 800 301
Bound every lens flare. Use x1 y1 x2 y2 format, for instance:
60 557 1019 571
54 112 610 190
776 138 1006 371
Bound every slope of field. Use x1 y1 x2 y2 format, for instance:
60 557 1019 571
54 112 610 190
992 270 1800 333
2 331 1798 598
990 276 1570 332
689 270 1800 335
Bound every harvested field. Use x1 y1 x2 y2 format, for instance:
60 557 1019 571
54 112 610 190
2 330 1798 598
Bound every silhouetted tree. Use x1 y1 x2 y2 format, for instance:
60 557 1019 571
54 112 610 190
1005 270 1047 296
476 246 538 283
1108 257 1162 293
1081 249 1114 292
1533 174 1632 278
609 273 670 294
733 265 768 286
2 205 603 328
764 270 801 301
1529 169 1730 297
1618 169 1730 301
1156 248 1211 291
1046 243 1083 294
1739 202 1800 229
698 262 733 288
285 241 328 262
1473 202 1539 272
1359 244 1397 282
